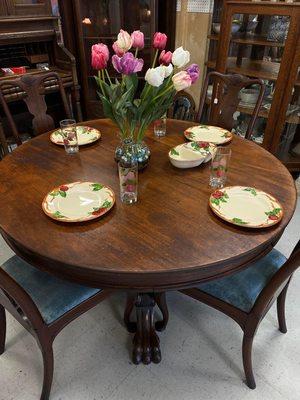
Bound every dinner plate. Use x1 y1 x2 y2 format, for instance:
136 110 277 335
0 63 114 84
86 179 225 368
184 125 232 145
209 186 283 228
50 126 101 146
169 141 216 168
42 181 115 222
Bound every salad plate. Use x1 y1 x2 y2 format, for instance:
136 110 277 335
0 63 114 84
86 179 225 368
50 126 101 146
42 181 115 222
209 186 283 228
184 125 232 145
169 141 216 168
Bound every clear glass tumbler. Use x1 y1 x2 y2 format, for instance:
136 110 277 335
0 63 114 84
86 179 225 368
60 119 79 154
154 114 167 137
209 147 231 189
118 139 138 204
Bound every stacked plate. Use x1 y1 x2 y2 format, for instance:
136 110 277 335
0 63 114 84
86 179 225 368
169 141 216 169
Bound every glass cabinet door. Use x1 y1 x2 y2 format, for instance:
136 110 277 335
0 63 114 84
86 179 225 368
6 0 51 15
277 81 300 172
78 0 155 117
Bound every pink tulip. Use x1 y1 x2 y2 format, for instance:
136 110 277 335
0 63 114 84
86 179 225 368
153 32 167 50
112 41 125 57
116 29 132 52
172 71 192 91
91 43 109 70
159 50 172 66
131 30 144 50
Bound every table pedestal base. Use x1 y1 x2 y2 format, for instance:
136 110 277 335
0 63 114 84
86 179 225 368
124 292 169 365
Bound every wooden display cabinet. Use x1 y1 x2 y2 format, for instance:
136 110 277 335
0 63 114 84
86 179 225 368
0 0 52 16
205 0 300 172
58 0 176 119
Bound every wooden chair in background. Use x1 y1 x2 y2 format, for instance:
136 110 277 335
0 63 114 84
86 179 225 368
0 72 72 149
0 256 112 400
168 90 196 121
181 240 300 389
197 72 265 140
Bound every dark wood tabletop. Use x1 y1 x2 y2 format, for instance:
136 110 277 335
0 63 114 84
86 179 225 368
0 119 297 291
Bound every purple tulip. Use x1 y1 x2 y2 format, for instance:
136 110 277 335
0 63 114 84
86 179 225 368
112 52 144 75
185 63 200 84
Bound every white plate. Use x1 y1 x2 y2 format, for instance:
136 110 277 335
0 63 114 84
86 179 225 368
184 125 232 145
209 186 283 228
42 181 115 223
169 141 216 169
50 126 101 146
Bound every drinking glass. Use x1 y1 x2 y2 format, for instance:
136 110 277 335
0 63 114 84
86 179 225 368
60 119 79 154
209 147 231 189
118 139 138 204
154 114 167 137
118 162 138 204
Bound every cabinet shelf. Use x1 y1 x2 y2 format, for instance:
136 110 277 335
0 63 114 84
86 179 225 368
206 98 300 125
208 33 285 48
206 57 300 86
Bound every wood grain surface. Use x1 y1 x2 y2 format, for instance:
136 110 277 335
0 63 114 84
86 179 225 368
0 119 296 290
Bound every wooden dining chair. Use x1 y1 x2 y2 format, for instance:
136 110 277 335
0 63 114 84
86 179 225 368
181 240 300 389
197 72 265 140
0 255 112 400
168 90 196 121
0 72 72 147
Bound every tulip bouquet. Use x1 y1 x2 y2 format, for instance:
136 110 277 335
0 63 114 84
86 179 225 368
91 29 199 145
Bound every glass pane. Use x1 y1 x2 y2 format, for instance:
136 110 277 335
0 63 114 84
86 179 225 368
277 81 300 169
80 0 152 38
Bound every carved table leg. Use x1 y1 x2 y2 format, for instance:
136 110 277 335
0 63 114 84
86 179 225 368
124 292 169 365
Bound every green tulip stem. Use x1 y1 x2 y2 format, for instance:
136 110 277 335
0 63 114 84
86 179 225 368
153 84 174 101
135 48 138 58
105 69 112 85
98 70 105 96
152 49 159 68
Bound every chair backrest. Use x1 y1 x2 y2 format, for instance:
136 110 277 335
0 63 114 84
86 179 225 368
0 72 71 145
253 239 300 320
0 264 45 333
168 90 196 121
197 72 265 140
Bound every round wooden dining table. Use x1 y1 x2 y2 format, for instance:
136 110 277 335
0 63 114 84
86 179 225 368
0 119 297 365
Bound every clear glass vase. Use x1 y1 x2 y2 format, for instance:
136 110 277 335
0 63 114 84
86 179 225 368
115 139 151 170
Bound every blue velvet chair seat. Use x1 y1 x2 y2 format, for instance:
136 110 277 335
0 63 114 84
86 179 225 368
198 249 287 313
1 256 101 324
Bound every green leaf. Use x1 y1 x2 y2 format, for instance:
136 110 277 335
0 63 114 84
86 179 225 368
232 218 248 225
59 191 67 198
211 198 220 206
53 211 66 219
91 183 104 191
244 187 257 196
101 200 112 208
170 148 179 156
265 208 282 216
50 191 59 197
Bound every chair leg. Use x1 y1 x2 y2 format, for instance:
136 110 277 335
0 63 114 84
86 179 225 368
40 343 54 400
242 334 256 389
277 283 289 334
0 304 6 355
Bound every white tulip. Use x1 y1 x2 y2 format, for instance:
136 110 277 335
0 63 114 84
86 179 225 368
172 46 190 68
160 64 173 78
145 67 165 87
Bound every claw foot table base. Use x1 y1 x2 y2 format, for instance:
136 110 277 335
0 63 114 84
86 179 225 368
124 292 169 365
